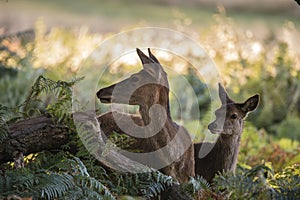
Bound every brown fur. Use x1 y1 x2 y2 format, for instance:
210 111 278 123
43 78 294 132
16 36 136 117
97 48 194 183
194 83 259 183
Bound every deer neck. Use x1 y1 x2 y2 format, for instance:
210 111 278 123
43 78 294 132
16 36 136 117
139 105 151 125
139 87 171 126
218 133 241 149
216 129 243 170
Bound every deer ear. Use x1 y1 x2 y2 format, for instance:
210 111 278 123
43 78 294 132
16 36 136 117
240 94 259 113
147 48 164 75
137 48 153 64
137 48 163 79
218 83 234 105
148 48 160 64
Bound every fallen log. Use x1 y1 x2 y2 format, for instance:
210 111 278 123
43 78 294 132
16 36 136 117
0 115 70 164
1 113 150 173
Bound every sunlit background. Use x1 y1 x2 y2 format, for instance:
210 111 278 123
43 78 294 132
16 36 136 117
1 0 300 171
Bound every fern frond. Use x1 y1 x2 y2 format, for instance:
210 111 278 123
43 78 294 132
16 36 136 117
0 104 12 121
73 156 90 176
75 175 115 200
182 175 211 195
213 165 275 200
245 164 273 178
108 131 138 151
0 168 74 199
139 171 177 198
0 155 116 200
68 159 115 200
36 172 74 200
21 75 83 121
269 164 300 199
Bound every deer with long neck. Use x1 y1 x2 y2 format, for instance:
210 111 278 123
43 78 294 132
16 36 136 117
96 48 194 183
194 83 259 183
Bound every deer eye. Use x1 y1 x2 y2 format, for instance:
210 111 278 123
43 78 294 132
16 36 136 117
230 113 238 119
131 76 139 83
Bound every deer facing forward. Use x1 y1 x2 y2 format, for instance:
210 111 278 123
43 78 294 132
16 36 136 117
194 83 259 183
97 48 194 183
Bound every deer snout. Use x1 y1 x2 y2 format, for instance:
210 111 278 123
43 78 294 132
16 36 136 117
96 86 114 103
208 122 224 134
96 89 103 99
208 122 217 130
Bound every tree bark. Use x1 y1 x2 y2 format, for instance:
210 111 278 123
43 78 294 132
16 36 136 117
0 113 150 173
0 115 71 164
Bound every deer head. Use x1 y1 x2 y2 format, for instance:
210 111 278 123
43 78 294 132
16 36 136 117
208 83 259 136
96 48 169 108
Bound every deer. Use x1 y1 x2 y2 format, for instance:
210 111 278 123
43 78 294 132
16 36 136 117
96 48 195 183
194 83 259 183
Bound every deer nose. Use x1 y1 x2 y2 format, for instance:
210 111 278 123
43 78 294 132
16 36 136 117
208 122 217 130
96 89 104 98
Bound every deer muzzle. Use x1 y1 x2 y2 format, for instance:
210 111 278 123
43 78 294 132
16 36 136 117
208 121 224 134
96 85 115 103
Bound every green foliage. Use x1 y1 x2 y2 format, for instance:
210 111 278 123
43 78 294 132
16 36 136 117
0 153 115 200
70 129 178 198
181 175 211 196
87 159 177 198
0 168 74 199
212 164 300 200
0 30 34 70
184 68 211 119
33 20 101 80
213 165 272 199
0 68 40 109
0 30 37 110
0 150 181 199
22 75 84 122
269 164 300 199
170 68 211 120
108 132 139 151
239 123 300 171
253 42 300 133
276 115 300 141
138 171 176 198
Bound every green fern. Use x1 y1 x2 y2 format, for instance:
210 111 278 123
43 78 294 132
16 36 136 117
182 175 211 195
21 75 84 122
93 170 177 198
212 165 271 200
73 175 115 200
136 171 176 198
108 131 138 151
35 172 74 199
269 164 300 199
60 156 115 200
0 168 74 199
0 154 116 200
211 164 300 200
